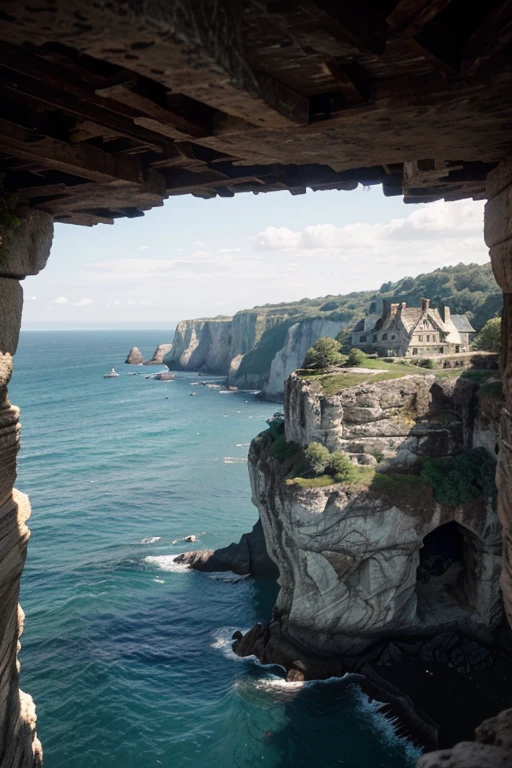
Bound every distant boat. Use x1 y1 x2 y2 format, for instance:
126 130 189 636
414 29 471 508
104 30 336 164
104 368 120 379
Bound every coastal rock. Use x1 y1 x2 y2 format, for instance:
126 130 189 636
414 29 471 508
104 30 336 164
175 519 278 578
240 372 502 658
163 318 232 374
153 371 175 381
417 708 512 767
125 347 144 365
144 343 172 365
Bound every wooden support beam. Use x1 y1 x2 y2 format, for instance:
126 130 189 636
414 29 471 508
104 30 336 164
95 82 213 139
323 59 373 103
0 1 312 129
462 0 512 73
0 120 144 184
302 0 387 54
387 0 454 37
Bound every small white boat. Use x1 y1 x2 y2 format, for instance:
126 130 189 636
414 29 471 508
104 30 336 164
104 368 120 379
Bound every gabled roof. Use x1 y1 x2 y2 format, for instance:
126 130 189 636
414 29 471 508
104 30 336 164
352 319 365 333
451 315 476 333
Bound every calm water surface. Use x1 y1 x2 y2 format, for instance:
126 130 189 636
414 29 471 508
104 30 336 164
11 330 420 768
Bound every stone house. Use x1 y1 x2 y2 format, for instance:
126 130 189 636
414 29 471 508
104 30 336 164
350 298 476 357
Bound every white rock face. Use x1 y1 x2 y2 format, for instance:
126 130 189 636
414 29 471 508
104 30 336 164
164 312 347 394
164 317 232 373
248 373 503 656
262 318 341 400
145 343 172 364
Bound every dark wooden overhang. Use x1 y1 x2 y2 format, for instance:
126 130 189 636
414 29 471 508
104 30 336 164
0 0 511 225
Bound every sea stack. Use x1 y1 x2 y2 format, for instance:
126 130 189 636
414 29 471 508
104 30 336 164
125 347 144 364
144 343 173 365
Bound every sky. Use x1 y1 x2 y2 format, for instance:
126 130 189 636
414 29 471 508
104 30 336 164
20 185 489 330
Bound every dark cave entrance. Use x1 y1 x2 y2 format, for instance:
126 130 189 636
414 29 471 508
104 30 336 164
416 521 480 619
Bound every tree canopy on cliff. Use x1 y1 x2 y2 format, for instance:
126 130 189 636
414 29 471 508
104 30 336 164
472 316 501 353
303 337 346 369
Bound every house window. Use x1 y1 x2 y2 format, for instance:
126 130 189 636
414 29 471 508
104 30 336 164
382 333 388 341
412 348 418 355
360 335 367 343
419 335 423 341
372 334 377 343
426 335 431 342
391 335 396 340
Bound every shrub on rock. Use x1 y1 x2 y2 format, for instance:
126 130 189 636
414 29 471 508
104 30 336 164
327 451 354 482
347 347 366 366
303 337 346 369
304 442 331 474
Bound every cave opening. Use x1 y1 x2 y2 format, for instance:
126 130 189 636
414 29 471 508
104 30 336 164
415 521 480 623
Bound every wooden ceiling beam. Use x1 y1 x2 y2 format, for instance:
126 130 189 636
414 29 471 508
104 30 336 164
387 0 454 37
0 1 312 129
95 82 214 139
0 119 145 184
300 0 388 54
322 59 373 103
462 0 512 73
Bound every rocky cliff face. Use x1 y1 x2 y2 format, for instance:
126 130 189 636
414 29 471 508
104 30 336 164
164 317 232 373
240 372 503 659
0 210 52 768
261 318 342 400
144 343 172 365
164 310 346 395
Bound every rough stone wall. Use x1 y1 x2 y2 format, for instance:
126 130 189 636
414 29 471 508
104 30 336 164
0 209 53 768
250 374 502 656
485 157 512 628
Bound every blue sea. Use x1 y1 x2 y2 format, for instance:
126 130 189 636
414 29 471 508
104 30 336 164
11 330 421 768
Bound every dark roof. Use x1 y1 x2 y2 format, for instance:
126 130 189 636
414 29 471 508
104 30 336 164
0 1 512 224
451 315 476 333
352 319 365 333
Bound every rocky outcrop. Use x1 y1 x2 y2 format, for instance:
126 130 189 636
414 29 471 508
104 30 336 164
0 209 52 768
163 317 232 373
125 346 144 365
175 519 278 577
261 318 342 400
164 310 347 394
143 343 172 365
236 372 502 662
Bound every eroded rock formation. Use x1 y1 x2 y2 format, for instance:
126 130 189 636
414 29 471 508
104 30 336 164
175 519 278 578
0 209 53 768
239 373 503 659
125 347 144 365
143 344 172 365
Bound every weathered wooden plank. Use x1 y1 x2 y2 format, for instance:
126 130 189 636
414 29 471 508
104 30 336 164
96 82 213 138
0 120 144 184
462 0 512 73
55 213 114 226
323 59 373 103
0 1 313 129
387 0 454 37
303 0 387 54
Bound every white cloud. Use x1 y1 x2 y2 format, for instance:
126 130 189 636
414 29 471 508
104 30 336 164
192 240 205 247
137 300 151 306
217 247 242 254
54 296 69 304
113 300 121 306
73 297 93 306
30 296 37 300
250 199 487 269
139 245 150 251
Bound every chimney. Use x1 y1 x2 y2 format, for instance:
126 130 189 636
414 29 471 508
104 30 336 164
421 297 430 312
390 303 400 318
442 304 451 324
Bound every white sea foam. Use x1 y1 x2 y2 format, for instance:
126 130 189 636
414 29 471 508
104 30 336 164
210 627 251 661
143 555 190 573
223 457 248 464
153 578 165 584
235 443 250 447
141 536 161 545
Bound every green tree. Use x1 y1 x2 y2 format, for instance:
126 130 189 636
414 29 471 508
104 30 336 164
304 442 331 474
327 451 354 482
347 347 366 366
472 316 501 353
303 337 346 369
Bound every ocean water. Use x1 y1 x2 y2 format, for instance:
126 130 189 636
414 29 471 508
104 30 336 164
10 330 421 768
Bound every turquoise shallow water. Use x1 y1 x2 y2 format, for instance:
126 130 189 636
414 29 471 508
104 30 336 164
11 330 421 768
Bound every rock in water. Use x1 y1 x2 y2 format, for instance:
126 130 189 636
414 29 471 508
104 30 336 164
125 346 144 364
175 519 278 578
143 343 172 365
